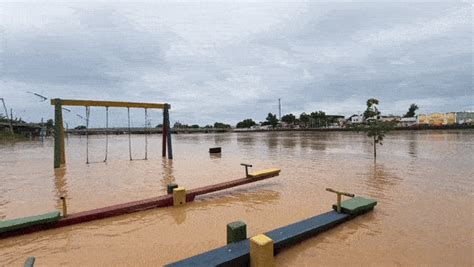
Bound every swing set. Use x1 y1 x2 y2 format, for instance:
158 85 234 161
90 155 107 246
51 99 173 169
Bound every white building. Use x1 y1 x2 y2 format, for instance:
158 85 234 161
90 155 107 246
399 117 417 127
347 114 364 124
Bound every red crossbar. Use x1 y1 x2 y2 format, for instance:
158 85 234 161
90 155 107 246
0 173 279 239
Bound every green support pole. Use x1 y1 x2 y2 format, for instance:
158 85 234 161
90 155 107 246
227 221 247 244
54 99 65 168
24 257 35 267
166 106 173 159
162 108 167 158
167 183 178 194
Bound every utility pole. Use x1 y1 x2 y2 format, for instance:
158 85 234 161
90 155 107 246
0 98 14 134
278 98 281 121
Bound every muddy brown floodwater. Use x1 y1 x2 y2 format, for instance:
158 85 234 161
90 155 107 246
0 130 473 266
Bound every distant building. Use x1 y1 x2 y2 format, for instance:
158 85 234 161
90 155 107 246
417 113 456 126
399 117 417 127
379 115 401 123
326 115 345 127
455 112 474 125
347 114 363 124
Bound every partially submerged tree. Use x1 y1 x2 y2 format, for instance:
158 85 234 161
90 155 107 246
361 122 393 159
352 98 393 159
404 104 419 118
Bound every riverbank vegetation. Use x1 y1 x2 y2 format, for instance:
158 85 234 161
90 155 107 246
0 131 29 141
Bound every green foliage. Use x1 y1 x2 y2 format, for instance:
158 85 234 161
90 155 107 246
310 111 326 128
214 122 231 129
352 121 394 145
236 118 257 128
173 122 201 129
155 123 163 128
262 113 278 128
46 119 54 130
363 98 380 121
281 113 296 124
75 125 86 130
404 103 419 118
0 114 9 122
299 112 311 128
0 131 27 140
173 121 186 128
352 98 393 158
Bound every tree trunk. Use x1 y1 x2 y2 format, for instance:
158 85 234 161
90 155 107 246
373 136 377 159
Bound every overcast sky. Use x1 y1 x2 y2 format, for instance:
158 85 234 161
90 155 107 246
0 0 472 127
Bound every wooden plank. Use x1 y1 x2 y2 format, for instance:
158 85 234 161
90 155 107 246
166 211 353 266
248 168 281 178
187 173 280 198
166 240 251 267
332 196 377 215
0 172 279 239
50 99 170 109
266 211 349 250
0 212 60 234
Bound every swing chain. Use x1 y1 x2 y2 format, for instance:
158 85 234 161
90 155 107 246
85 106 90 164
144 108 148 160
104 106 109 162
127 107 132 161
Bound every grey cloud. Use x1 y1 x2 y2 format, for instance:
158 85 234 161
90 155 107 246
0 2 472 126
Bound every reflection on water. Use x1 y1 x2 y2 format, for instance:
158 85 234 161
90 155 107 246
264 132 279 151
0 130 472 266
361 163 401 202
213 133 232 145
408 137 417 157
281 135 297 149
209 152 222 160
53 167 69 211
236 134 255 147
160 158 175 189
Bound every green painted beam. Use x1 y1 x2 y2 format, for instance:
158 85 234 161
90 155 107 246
24 257 35 267
332 196 377 215
0 212 60 234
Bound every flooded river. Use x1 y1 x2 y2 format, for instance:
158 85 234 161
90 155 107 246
0 130 473 266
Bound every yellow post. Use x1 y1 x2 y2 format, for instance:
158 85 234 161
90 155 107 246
173 187 186 206
326 188 355 213
250 234 274 267
60 197 67 217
